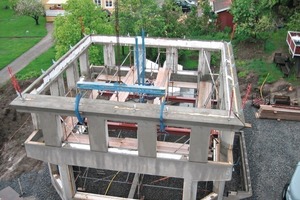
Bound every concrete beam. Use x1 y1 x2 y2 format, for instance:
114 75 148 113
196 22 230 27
91 35 224 51
11 94 245 131
23 35 91 94
24 142 233 181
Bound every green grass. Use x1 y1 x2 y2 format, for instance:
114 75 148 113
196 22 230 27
264 28 289 54
0 38 41 70
0 0 47 70
178 50 198 70
16 47 56 80
237 59 283 85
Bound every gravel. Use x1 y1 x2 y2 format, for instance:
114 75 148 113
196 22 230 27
0 163 60 200
1 102 300 200
243 102 300 200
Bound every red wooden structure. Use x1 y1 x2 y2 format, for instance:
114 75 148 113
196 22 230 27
286 31 300 58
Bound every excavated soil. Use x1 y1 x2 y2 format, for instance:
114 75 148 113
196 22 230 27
0 80 43 180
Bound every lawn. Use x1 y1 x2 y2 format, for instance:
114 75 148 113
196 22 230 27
16 47 56 80
0 0 47 70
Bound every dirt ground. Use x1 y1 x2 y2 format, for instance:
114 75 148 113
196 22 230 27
0 80 43 181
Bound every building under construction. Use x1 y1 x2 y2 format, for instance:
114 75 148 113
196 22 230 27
10 35 250 200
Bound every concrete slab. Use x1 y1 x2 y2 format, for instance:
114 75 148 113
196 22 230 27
0 186 22 200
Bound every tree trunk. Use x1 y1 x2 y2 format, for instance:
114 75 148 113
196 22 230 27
33 15 39 25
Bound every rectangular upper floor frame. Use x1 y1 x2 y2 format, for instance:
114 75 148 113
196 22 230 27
11 94 244 131
21 35 243 120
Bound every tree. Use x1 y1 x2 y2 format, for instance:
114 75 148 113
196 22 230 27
159 0 186 38
230 0 274 41
287 12 300 31
185 0 217 37
15 0 45 25
54 0 114 64
118 0 166 37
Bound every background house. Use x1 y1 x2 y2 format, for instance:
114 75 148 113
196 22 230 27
210 0 233 31
43 0 115 22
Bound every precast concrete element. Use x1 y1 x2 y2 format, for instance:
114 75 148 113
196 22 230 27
11 35 244 200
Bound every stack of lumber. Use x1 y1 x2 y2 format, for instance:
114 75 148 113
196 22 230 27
256 104 300 121
110 68 138 102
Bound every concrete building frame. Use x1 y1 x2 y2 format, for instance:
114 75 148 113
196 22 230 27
11 35 245 200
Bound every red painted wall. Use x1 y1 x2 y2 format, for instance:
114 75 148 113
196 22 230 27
217 11 234 31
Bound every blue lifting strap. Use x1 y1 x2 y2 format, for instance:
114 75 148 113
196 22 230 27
75 93 84 124
159 99 166 132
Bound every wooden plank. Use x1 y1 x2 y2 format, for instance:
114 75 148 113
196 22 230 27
197 81 212 108
171 81 197 89
62 116 78 140
66 136 191 155
110 68 138 102
153 68 171 104
67 133 89 144
96 74 123 82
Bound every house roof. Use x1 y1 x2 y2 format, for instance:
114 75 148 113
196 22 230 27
211 0 232 13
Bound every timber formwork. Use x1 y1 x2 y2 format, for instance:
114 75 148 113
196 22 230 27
10 35 245 200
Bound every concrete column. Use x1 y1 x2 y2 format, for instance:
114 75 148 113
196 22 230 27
79 51 90 78
50 76 65 97
88 116 108 152
137 121 156 157
49 163 59 175
189 126 210 162
31 113 40 130
66 61 79 90
39 112 63 147
48 163 63 199
50 81 59 96
30 89 39 129
183 179 197 200
59 165 76 200
220 130 234 156
166 47 178 72
57 74 65 96
198 49 211 76
213 181 225 200
104 44 115 68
